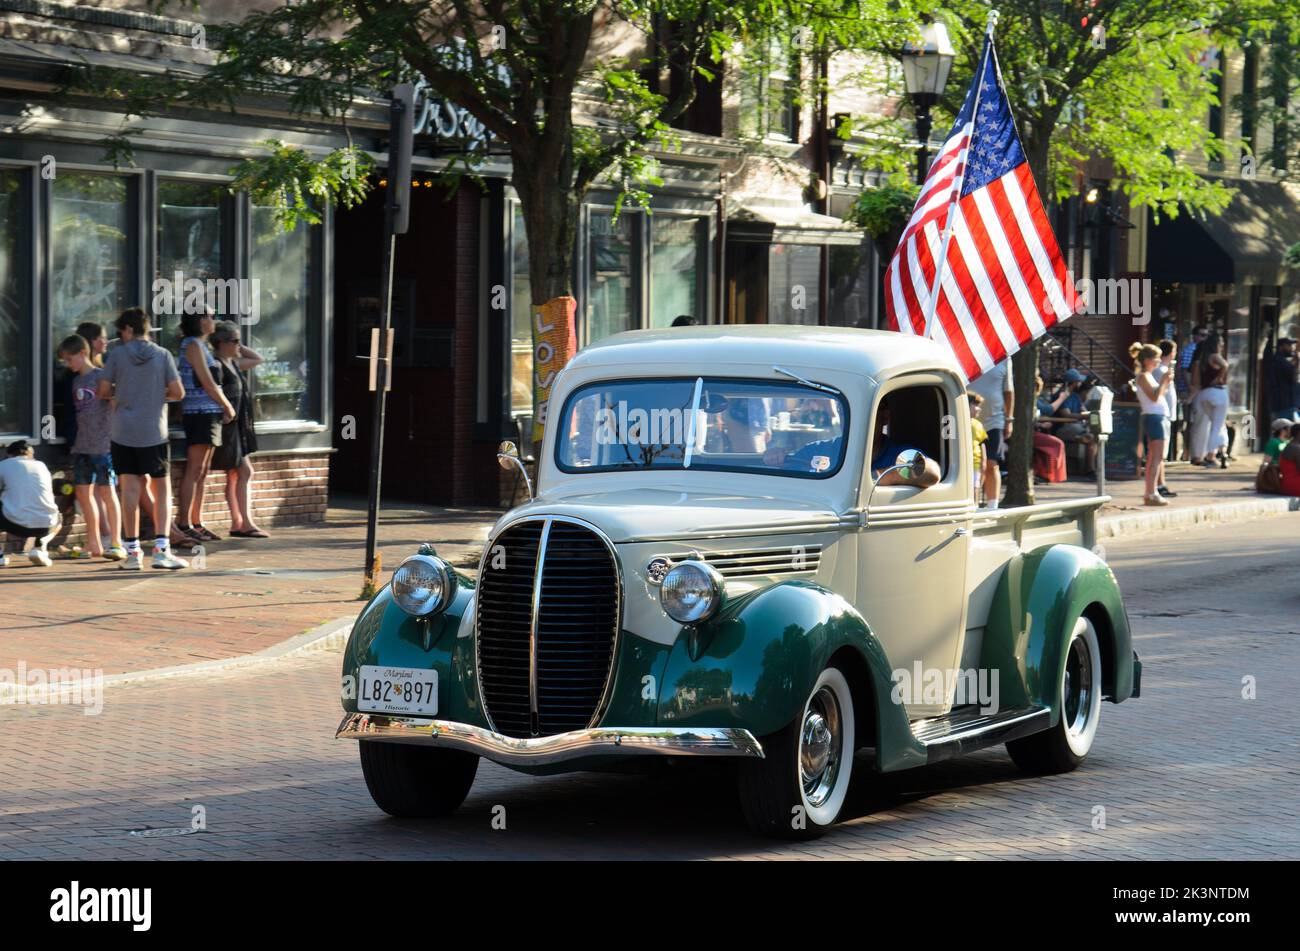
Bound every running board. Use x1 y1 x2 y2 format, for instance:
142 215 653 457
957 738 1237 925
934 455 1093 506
910 706 1051 764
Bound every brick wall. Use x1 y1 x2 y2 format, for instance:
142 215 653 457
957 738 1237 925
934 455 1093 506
45 449 329 550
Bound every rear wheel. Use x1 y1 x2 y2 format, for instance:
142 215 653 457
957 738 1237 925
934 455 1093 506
737 666 855 839
358 741 479 818
1007 617 1103 774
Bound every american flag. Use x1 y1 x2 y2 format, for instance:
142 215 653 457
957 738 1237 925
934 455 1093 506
883 32 1078 383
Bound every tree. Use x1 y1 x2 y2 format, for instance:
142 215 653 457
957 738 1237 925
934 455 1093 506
860 1 1285 505
72 0 902 445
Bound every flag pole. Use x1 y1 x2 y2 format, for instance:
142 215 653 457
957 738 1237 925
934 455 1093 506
921 9 999 341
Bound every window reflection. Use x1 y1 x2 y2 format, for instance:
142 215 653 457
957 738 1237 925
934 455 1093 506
249 207 316 422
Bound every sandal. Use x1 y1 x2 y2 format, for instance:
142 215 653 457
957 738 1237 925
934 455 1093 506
229 528 270 538
193 524 223 541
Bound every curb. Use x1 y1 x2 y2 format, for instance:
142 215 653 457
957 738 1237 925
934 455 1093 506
1095 496 1300 539
0 615 354 705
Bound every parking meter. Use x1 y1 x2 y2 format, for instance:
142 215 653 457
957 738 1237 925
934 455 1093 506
1086 385 1114 436
1086 385 1113 496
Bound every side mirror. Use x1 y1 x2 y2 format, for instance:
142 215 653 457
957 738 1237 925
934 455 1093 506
893 449 927 482
863 449 928 526
497 440 534 500
496 440 520 470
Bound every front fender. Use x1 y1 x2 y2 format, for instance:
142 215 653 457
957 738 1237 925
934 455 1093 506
981 544 1136 727
340 571 490 730
656 580 926 772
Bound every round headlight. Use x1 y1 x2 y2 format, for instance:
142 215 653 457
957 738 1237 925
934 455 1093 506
391 554 454 617
659 560 724 625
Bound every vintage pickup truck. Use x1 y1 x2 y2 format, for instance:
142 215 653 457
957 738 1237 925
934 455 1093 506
337 326 1141 838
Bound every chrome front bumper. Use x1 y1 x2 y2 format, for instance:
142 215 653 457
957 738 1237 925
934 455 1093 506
336 713 764 767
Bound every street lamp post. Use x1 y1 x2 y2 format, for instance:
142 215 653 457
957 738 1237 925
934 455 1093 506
900 19 956 184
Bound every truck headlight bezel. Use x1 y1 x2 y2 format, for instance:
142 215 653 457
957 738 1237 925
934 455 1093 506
391 554 456 618
659 559 724 625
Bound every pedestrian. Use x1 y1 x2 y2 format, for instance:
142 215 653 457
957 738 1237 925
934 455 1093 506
176 311 236 544
968 356 1013 509
1177 324 1208 460
1131 343 1174 506
1279 423 1300 497
1031 373 1067 483
97 307 189 570
1264 417 1292 463
208 321 269 538
967 391 988 504
0 440 60 567
1152 339 1178 497
1263 337 1299 422
57 334 126 560
1188 332 1230 468
75 321 109 365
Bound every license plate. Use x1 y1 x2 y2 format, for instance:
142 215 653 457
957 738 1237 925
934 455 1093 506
358 665 438 716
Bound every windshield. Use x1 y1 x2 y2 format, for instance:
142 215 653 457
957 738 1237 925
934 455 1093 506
555 377 848 478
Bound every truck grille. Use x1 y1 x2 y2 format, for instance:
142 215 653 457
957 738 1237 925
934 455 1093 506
475 518 620 739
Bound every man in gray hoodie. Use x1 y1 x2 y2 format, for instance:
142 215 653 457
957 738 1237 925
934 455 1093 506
97 307 188 570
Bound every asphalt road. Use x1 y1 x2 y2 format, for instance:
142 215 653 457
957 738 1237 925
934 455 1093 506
3 515 1298 860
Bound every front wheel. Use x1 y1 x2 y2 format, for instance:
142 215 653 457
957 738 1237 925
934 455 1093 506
737 666 856 839
358 741 479 818
1006 616 1103 774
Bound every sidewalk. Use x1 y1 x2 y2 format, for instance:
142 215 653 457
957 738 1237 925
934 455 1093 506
1031 451 1299 533
0 497 499 677
4 466 1294 682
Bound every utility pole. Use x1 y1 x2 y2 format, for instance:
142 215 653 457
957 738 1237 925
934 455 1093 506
361 83 414 600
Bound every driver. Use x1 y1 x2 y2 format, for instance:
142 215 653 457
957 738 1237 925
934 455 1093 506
763 397 940 487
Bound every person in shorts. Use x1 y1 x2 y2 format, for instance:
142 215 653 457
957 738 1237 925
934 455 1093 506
176 311 235 544
97 307 188 570
967 356 1013 509
0 440 60 567
58 334 126 560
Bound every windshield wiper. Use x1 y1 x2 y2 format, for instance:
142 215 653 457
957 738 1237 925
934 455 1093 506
773 365 838 395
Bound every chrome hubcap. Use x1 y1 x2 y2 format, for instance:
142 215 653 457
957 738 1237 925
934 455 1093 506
1063 634 1094 737
800 686 842 808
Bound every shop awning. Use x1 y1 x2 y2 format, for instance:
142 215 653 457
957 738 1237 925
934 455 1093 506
726 201 864 246
1146 178 1300 286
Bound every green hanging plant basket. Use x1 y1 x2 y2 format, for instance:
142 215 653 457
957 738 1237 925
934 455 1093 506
846 182 920 241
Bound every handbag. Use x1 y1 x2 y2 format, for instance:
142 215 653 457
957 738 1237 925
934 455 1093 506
1256 461 1283 495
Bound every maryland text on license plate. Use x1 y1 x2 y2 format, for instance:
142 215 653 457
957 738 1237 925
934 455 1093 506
358 665 438 716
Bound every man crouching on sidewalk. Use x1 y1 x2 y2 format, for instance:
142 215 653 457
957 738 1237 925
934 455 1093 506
97 307 188 570
0 440 60 566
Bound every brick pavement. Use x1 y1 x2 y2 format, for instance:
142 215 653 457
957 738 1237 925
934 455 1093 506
0 499 498 676
0 516 1296 859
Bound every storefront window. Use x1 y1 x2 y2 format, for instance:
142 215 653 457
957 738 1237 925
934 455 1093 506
827 242 877 329
0 169 29 435
156 180 228 354
1227 284 1252 412
249 206 317 422
587 209 640 342
51 173 131 349
768 244 821 325
649 215 705 328
510 204 533 414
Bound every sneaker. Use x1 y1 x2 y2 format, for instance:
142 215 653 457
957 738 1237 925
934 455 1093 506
1157 485 1177 498
103 545 128 562
66 548 98 560
1144 493 1170 506
121 550 144 571
28 548 53 567
0 554 8 568
152 550 189 570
